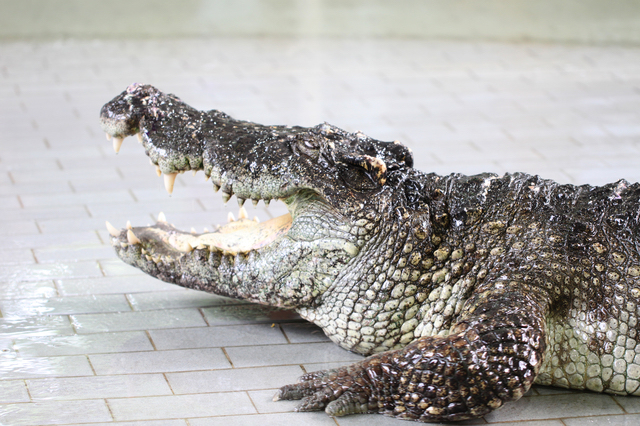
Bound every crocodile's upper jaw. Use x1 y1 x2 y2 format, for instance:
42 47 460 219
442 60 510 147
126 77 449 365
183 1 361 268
100 83 415 307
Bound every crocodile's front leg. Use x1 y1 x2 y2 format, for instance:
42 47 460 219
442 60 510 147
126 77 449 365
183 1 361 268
276 281 548 422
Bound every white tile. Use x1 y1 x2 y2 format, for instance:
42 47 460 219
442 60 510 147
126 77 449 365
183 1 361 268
27 374 172 400
0 400 112 425
89 348 230 374
108 392 256 420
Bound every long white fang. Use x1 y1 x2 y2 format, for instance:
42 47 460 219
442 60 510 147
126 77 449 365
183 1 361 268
228 212 235 222
158 212 167 222
106 133 112 141
106 221 119 237
113 137 124 153
127 229 141 245
164 173 177 195
238 206 248 220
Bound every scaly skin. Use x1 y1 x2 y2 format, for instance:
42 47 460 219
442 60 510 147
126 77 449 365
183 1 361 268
100 83 640 422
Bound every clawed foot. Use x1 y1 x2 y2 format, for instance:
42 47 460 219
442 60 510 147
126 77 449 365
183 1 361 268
274 359 393 417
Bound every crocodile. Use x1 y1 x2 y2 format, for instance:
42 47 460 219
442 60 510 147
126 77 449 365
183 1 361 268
100 83 640 423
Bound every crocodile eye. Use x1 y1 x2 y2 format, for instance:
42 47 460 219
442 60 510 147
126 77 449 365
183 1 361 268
293 134 321 158
339 154 387 191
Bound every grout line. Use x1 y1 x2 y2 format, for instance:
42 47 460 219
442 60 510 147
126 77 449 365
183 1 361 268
221 347 235 368
104 398 116 422
245 390 260 415
610 394 629 414
163 372 177 395
145 330 158 350
278 324 292 344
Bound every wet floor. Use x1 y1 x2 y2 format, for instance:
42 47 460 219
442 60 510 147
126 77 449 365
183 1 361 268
2 37 640 425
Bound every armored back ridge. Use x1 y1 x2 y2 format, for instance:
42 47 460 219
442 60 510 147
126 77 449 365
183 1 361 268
101 84 640 422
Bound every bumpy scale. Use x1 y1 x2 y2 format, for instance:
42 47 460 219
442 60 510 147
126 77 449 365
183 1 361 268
100 83 640 422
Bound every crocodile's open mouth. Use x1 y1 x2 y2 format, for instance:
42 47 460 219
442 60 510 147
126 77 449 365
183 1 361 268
107 206 292 259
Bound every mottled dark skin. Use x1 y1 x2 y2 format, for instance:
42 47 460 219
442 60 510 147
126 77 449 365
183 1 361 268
100 84 640 422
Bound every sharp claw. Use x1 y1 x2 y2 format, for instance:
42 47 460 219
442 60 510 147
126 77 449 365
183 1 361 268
105 221 119 237
113 137 124 153
164 172 177 194
127 229 141 245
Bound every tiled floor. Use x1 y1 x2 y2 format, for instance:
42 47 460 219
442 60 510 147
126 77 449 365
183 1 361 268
2 37 640 425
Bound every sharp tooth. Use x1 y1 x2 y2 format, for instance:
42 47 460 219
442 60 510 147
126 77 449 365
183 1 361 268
237 197 246 207
264 199 271 207
191 227 197 234
205 174 210 181
156 166 162 177
212 183 220 192
158 212 167 222
192 170 197 177
106 133 112 141
127 229 141 245
137 133 143 143
105 221 120 237
252 199 259 207
253 216 260 223
204 227 210 232
238 206 248 219
221 192 231 204
164 173 177 195
126 221 132 229
113 137 124 154
227 212 235 222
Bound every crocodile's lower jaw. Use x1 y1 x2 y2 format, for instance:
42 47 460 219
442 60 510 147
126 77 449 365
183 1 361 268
107 206 293 261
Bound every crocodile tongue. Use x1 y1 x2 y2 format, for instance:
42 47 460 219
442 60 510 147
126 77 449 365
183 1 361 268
164 213 292 255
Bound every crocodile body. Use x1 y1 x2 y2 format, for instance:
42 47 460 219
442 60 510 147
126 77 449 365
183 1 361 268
100 83 640 422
